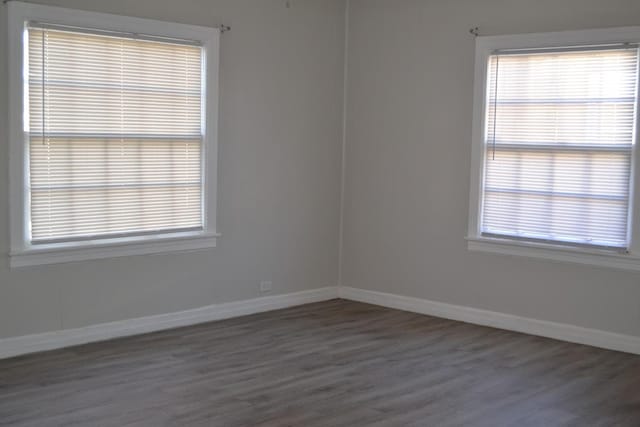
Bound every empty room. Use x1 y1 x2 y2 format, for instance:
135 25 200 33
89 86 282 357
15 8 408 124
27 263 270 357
2 0 640 425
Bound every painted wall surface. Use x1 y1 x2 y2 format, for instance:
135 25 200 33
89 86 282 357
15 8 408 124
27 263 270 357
0 0 346 338
3 0 640 343
342 0 640 337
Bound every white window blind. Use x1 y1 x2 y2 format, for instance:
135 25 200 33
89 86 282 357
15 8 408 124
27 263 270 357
27 25 204 243
482 46 639 249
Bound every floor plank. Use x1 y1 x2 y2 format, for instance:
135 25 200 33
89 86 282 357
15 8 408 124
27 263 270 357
1 299 639 426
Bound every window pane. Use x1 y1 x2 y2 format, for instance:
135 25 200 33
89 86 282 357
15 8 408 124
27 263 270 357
484 147 631 246
28 27 203 242
482 47 638 248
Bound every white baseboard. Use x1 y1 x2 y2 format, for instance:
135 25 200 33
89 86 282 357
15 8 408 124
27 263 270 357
339 286 640 355
4 285 638 359
0 287 339 360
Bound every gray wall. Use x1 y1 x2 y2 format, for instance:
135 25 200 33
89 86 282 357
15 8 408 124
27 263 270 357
342 0 640 337
0 0 346 338
3 0 640 342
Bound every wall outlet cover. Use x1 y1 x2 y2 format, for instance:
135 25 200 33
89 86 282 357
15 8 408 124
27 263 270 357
260 281 273 293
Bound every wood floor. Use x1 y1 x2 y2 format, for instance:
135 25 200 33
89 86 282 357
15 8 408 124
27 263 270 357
1 299 640 427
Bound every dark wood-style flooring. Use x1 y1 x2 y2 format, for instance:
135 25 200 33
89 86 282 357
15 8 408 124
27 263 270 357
1 299 640 426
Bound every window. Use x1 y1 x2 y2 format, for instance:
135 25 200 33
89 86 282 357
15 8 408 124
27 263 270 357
468 27 640 270
8 2 220 267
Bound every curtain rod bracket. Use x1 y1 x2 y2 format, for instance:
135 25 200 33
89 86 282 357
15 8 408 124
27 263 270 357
469 27 480 37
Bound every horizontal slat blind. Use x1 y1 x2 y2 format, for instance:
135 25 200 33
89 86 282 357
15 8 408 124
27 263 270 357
28 26 203 243
482 47 639 248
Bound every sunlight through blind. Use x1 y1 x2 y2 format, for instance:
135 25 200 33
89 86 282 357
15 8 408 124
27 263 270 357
482 46 639 249
27 25 203 243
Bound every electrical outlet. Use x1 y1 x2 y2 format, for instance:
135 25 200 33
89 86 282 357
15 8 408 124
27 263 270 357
259 281 273 293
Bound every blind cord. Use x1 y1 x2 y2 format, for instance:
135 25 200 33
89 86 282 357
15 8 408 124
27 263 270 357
491 55 500 161
42 30 45 146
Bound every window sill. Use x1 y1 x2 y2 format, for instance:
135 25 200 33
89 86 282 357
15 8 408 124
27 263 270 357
10 231 220 268
466 236 640 272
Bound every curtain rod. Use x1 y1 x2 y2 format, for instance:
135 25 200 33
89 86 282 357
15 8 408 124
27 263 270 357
1 0 231 33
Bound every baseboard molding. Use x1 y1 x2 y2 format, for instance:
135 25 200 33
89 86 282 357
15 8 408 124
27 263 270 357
339 286 640 355
4 285 638 359
0 287 339 360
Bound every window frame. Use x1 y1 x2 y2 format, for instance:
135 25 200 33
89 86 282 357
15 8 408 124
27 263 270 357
467 26 640 271
8 1 220 268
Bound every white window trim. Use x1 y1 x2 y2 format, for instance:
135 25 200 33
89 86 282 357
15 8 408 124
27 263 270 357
467 26 640 271
7 1 220 268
